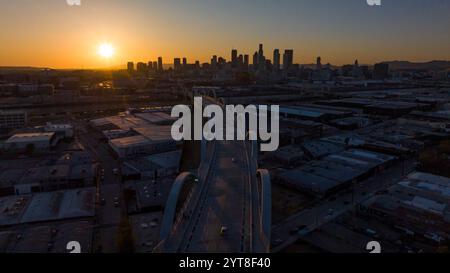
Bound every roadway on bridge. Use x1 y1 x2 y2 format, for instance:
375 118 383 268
177 140 254 252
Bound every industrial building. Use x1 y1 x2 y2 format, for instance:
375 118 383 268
0 110 27 133
109 134 176 158
0 151 97 195
362 172 450 243
2 132 58 151
90 112 178 158
0 221 93 253
279 105 352 122
277 149 396 197
0 188 95 227
122 150 181 180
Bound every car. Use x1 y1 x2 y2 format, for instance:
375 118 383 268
272 238 284 247
114 201 120 207
114 197 119 202
231 158 236 163
297 225 307 231
289 227 299 235
327 209 334 215
101 198 106 205
220 226 228 236
364 229 379 238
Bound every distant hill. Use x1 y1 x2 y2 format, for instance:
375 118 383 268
381 60 450 71
0 66 49 72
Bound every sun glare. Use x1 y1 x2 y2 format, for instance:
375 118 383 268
98 43 115 59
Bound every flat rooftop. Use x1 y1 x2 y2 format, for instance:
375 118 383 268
0 220 93 253
0 188 95 227
110 135 152 148
6 132 55 143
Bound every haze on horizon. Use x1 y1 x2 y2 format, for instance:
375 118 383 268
0 0 449 69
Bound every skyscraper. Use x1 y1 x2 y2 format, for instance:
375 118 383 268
258 44 265 70
136 62 147 74
283 50 294 70
158 57 163 71
253 52 258 70
174 58 182 71
127 62 134 73
183 58 187 68
231 49 238 68
244 54 249 68
316 56 322 70
258 44 264 59
273 49 280 71
238 54 243 67
211 55 218 68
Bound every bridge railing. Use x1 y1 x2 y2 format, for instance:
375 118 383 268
257 169 272 252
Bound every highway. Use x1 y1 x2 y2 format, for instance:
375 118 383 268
169 140 261 252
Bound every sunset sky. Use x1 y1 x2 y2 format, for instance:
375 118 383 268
0 0 449 68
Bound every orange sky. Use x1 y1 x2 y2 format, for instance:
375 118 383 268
1 0 449 69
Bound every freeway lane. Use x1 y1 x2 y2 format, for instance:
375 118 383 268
177 140 254 252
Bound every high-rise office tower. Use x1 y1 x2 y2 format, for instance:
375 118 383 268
218 57 226 65
258 44 264 59
211 55 218 68
253 52 258 69
127 62 134 73
273 49 280 71
316 56 322 70
244 55 249 68
136 62 147 74
283 50 294 70
238 54 243 67
258 44 265 69
147 62 153 71
174 58 182 71
231 49 238 67
158 57 163 71
153 61 158 71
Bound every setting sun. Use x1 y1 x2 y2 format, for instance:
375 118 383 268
98 43 115 59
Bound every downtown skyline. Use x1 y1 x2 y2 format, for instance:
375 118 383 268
1 0 450 69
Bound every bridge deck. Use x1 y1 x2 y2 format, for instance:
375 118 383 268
178 140 253 252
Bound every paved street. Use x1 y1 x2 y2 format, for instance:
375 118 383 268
73 119 125 252
271 159 416 252
177 140 254 252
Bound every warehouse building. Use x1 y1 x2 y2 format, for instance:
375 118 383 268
2 132 58 151
362 172 450 243
277 149 396 197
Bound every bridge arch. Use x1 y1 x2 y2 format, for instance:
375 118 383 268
159 172 198 241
